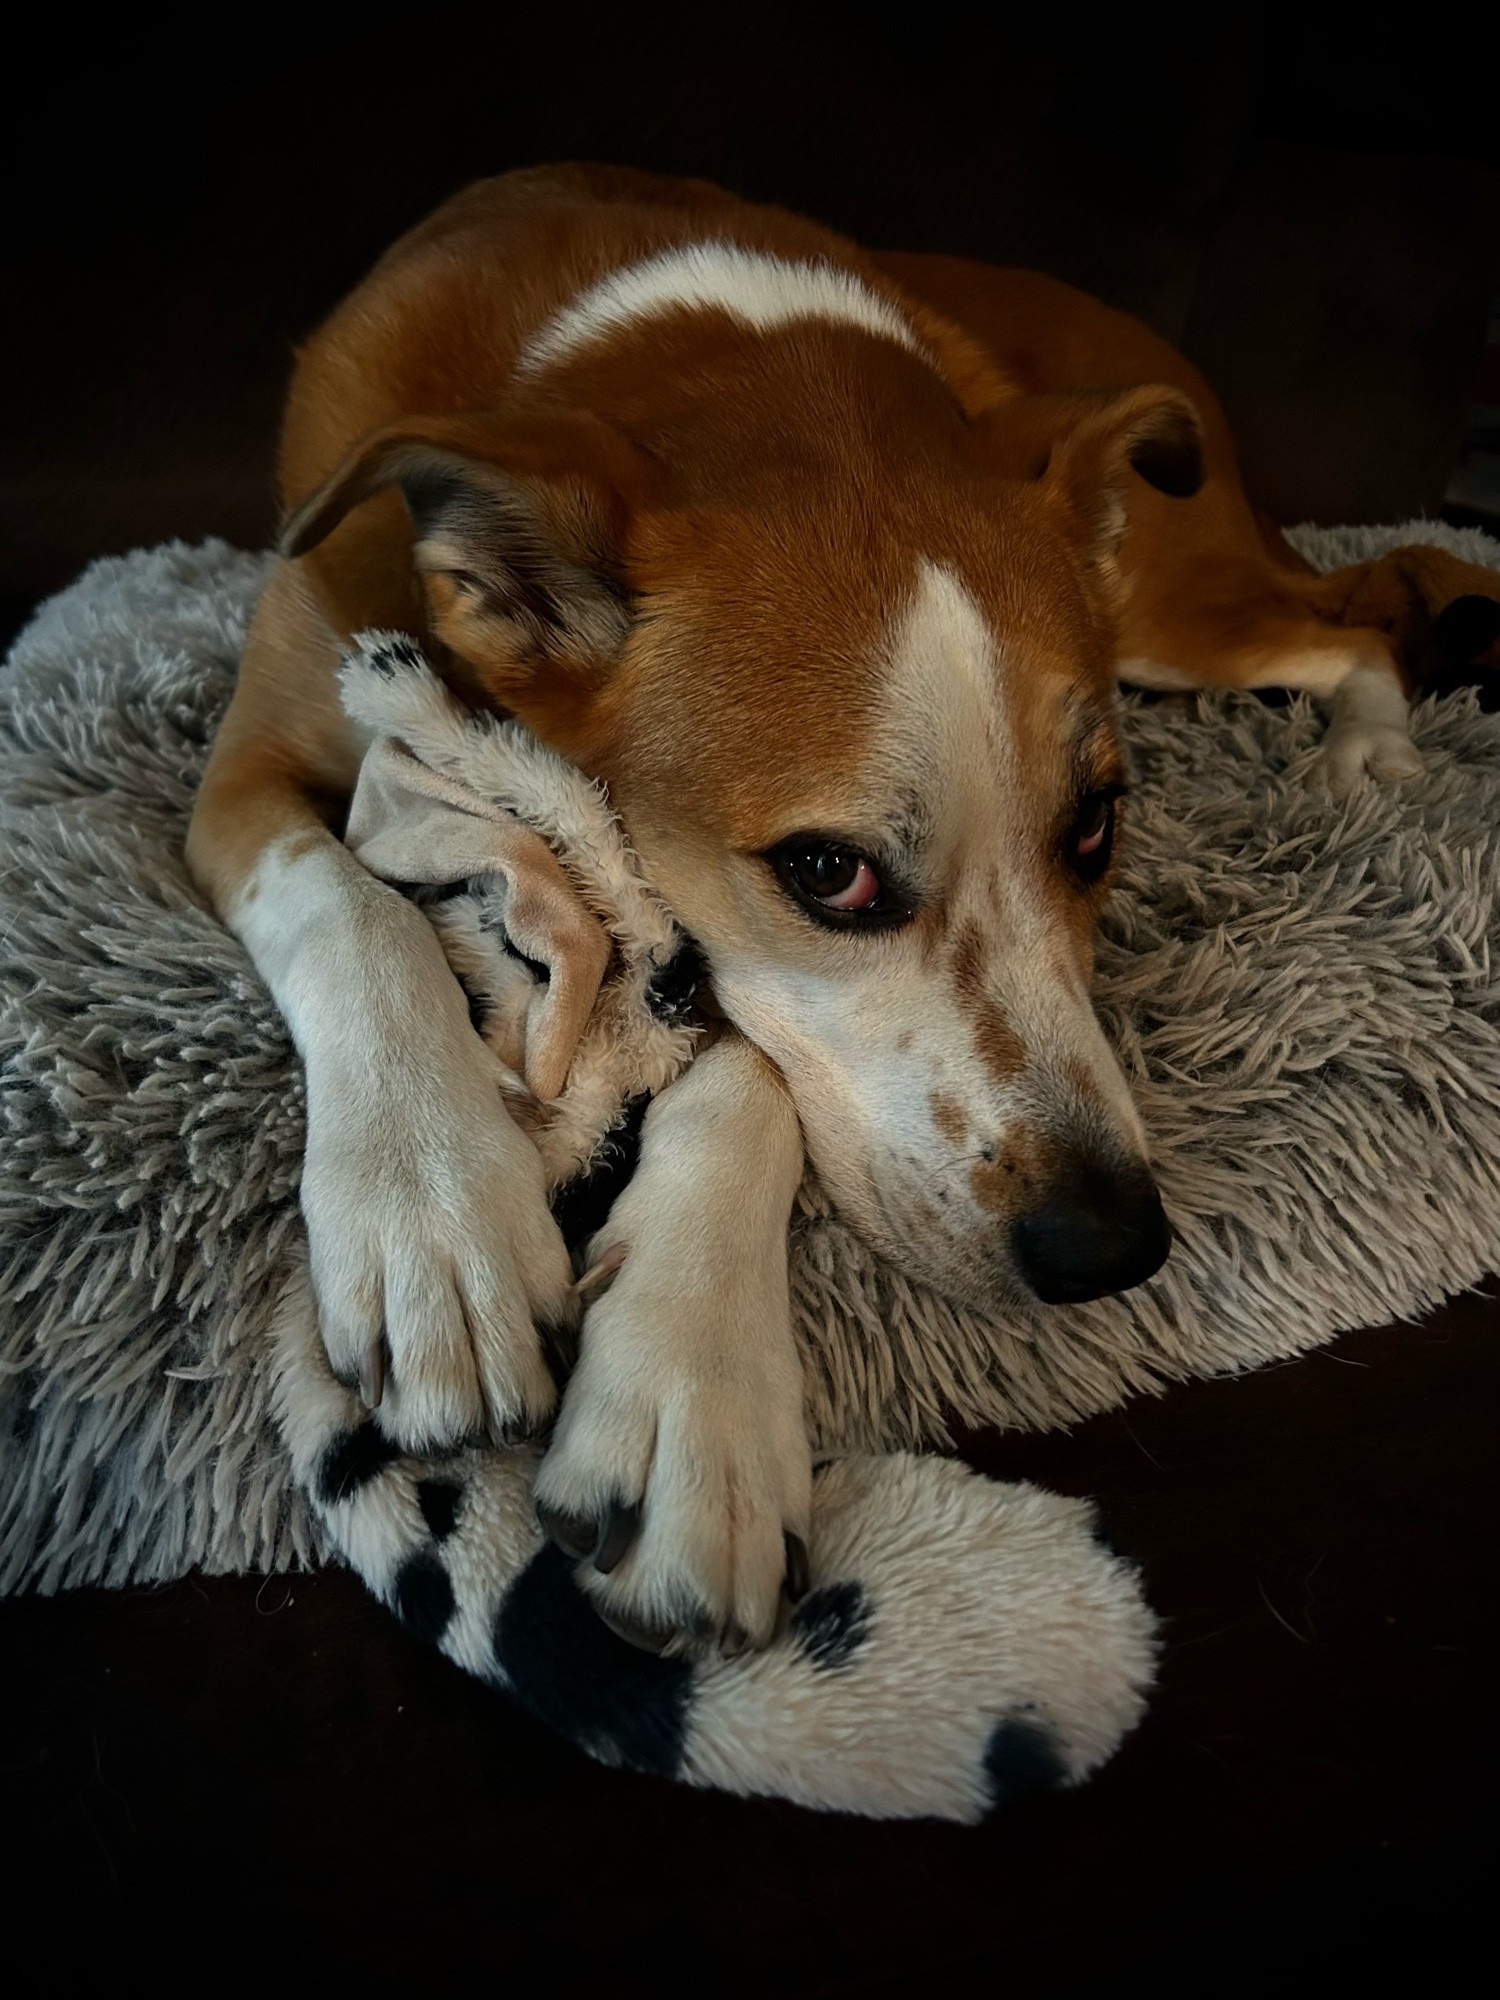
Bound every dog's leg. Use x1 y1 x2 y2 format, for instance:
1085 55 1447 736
188 561 575 1450
534 1028 812 1653
1122 629 1422 793
1317 657 1424 793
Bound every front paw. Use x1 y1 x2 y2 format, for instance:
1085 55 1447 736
532 1264 812 1656
302 1036 574 1453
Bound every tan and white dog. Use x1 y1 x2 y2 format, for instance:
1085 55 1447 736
187 162 1500 1655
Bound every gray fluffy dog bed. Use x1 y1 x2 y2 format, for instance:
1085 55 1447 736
3 524 1499 1816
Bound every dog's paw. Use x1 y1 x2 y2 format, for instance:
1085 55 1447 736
532 1252 812 1656
301 1025 573 1454
1319 721 1423 794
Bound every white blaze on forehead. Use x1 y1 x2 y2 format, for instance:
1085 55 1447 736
885 559 1013 781
878 561 1147 1152
518 242 929 375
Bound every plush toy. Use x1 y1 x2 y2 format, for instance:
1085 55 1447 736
271 631 1157 1821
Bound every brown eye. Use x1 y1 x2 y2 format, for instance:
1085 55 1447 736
768 837 911 929
1068 788 1122 881
790 846 877 908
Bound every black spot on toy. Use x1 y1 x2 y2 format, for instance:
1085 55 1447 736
360 633 428 676
983 1717 1066 1810
385 636 426 673
549 1093 651 1256
790 1580 872 1671
645 935 706 1022
394 1547 456 1643
317 1424 401 1505
494 1542 692 1777
417 1478 464 1541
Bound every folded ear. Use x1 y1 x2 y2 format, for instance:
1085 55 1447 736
981 385 1205 563
280 407 656 720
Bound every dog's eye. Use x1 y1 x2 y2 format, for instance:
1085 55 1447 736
785 843 880 909
1068 788 1123 881
768 838 908 928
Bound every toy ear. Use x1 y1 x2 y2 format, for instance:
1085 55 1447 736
280 408 657 720
983 386 1205 561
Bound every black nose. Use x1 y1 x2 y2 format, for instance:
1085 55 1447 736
1012 1157 1171 1304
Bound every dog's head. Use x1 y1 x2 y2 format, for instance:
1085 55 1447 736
284 324 1202 1308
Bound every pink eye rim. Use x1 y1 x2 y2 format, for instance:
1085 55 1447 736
1075 819 1108 858
766 836 914 931
819 856 882 910
1067 785 1124 882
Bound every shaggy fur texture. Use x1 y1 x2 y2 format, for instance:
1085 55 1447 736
3 524 1500 1603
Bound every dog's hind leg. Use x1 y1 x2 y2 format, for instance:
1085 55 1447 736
1120 599 1422 794
1317 655 1425 792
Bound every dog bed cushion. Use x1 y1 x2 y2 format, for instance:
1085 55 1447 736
3 523 1500 1595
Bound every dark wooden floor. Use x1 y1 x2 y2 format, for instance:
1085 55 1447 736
5 1286 1494 1987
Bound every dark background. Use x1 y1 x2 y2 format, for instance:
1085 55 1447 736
3 9 1499 1986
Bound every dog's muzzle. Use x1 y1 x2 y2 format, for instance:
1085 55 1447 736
1011 1154 1171 1304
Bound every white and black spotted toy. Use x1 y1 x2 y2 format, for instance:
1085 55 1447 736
270 632 1157 1822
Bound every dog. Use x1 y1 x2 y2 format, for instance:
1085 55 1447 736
187 162 1500 1655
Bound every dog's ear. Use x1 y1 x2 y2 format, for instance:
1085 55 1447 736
983 385 1205 563
279 408 656 728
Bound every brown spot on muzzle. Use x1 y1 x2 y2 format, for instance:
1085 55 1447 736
969 1128 1053 1218
930 1091 969 1145
951 921 1025 1083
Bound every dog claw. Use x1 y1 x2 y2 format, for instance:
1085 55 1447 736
594 1603 675 1655
783 1530 810 1603
536 1503 597 1561
570 1241 628 1303
357 1346 385 1411
592 1501 641 1575
536 1497 641 1573
495 1416 547 1448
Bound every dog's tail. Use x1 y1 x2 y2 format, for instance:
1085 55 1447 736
274 1271 1156 1822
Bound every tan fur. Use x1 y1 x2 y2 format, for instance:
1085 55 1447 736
191 159 1491 1275
876 252 1500 698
